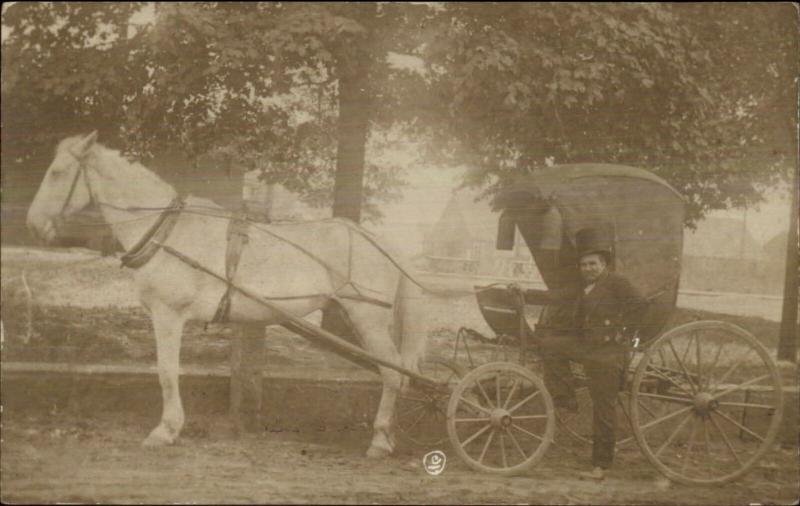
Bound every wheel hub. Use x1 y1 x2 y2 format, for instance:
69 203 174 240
692 392 718 415
490 408 513 428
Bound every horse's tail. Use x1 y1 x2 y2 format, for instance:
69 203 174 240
393 272 428 382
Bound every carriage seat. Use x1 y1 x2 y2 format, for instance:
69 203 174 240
474 285 535 342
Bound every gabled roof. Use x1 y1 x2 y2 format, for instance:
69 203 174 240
450 189 501 241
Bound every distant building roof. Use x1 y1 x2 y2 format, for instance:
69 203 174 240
451 190 501 241
684 217 763 259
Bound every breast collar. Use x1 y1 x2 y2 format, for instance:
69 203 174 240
59 148 185 269
119 195 185 269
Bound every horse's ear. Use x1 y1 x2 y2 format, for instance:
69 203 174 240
72 130 98 158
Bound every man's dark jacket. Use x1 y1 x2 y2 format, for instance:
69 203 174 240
523 271 649 344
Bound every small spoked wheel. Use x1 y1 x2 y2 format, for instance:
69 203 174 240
447 362 555 475
630 321 784 485
397 358 466 448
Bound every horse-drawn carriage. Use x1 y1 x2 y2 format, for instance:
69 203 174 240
27 134 784 486
398 164 785 484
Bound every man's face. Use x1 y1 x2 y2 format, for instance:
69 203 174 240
579 253 607 284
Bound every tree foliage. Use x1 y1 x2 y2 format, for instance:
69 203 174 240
421 3 798 224
2 3 796 226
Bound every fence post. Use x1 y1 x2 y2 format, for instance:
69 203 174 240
230 323 265 434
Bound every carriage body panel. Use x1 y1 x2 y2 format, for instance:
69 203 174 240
493 164 685 341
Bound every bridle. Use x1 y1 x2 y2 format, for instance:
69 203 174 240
55 146 185 269
57 148 97 219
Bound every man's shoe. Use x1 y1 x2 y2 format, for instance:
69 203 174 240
578 467 605 481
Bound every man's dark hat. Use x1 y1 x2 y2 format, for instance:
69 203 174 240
575 227 613 261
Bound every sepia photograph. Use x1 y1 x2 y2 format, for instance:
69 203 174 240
1 2 798 504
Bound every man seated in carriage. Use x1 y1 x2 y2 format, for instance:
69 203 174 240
513 227 649 481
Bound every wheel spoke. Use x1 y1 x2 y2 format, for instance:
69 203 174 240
400 401 429 418
496 373 502 407
478 429 495 464
475 376 495 408
459 395 492 416
644 366 695 398
402 394 433 404
404 406 432 433
461 423 492 448
668 341 698 394
710 347 755 391
704 341 725 389
508 389 541 414
681 417 699 475
716 400 775 410
510 422 546 442
636 392 694 404
618 394 634 433
712 409 766 443
636 395 659 420
710 374 771 401
680 333 694 374
511 414 549 421
638 405 694 433
505 427 528 460
702 417 713 462
503 379 520 410
708 411 743 466
499 432 508 467
695 332 703 386
455 416 492 423
655 412 693 457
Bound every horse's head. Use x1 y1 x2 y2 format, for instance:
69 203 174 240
27 131 98 244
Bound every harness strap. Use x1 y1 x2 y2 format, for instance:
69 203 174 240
120 196 184 269
211 213 251 323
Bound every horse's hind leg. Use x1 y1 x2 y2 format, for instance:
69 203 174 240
143 303 187 446
338 301 404 458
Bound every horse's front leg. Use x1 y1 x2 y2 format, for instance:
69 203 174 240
143 304 187 446
367 367 404 458
338 301 404 458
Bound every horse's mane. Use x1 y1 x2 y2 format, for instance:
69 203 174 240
92 144 171 189
56 135 168 190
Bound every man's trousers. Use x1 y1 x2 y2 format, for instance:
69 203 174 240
538 334 628 469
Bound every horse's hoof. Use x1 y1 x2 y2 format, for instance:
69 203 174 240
366 445 392 459
142 427 175 447
142 436 170 447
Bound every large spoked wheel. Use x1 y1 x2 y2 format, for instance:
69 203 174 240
447 362 555 475
397 358 466 448
630 321 784 485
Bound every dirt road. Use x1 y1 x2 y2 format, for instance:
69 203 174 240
2 412 797 505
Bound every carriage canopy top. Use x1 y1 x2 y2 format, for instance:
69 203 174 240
493 163 685 340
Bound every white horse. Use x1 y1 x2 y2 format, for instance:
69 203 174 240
26 132 428 457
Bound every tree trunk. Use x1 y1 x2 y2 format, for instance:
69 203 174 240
322 17 374 336
777 166 798 362
331 63 370 223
